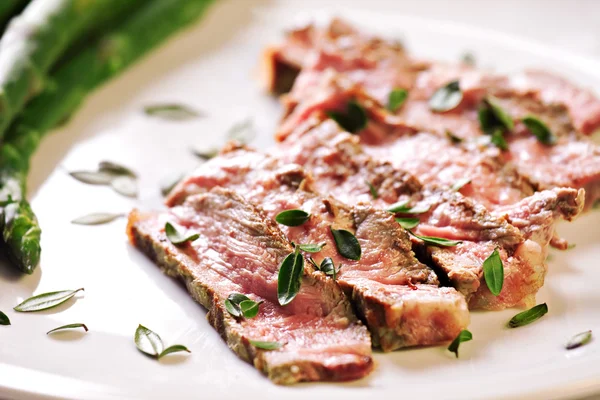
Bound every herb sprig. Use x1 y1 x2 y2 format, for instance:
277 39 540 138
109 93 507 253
429 80 462 112
14 288 84 312
387 88 408 112
277 247 304 306
447 329 472 358
165 222 199 245
508 303 548 328
566 330 592 350
225 293 263 319
69 161 138 198
522 115 556 145
482 248 504 296
330 227 361 260
47 323 88 335
144 104 201 121
134 325 191 359
327 101 368 133
275 209 310 227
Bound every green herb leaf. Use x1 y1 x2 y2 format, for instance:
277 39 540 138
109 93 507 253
386 200 429 214
227 118 256 144
134 324 164 356
165 222 199 245
160 172 183 197
47 323 88 334
482 248 504 296
491 129 509 151
144 104 201 121
0 311 10 325
110 175 138 198
224 293 251 318
191 148 218 160
69 170 114 185
508 303 548 328
296 242 326 253
429 80 462 112
330 227 361 260
225 293 262 319
159 345 191 359
387 88 408 112
446 130 463 144
485 96 514 131
566 330 593 350
275 209 310 227
327 100 368 133
451 178 472 192
14 288 84 312
522 115 556 145
318 257 340 280
409 231 462 247
71 212 124 225
98 161 137 177
447 329 472 358
395 217 420 230
277 248 304 306
479 96 514 137
366 180 379 199
239 300 262 319
478 106 496 134
249 339 283 350
386 200 410 213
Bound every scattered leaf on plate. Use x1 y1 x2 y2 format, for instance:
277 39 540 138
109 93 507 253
71 212 124 225
110 175 138 198
14 288 84 312
47 323 88 335
144 104 201 121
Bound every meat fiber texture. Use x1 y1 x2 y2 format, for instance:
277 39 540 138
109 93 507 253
166 147 469 350
277 120 582 310
268 19 600 211
127 188 373 384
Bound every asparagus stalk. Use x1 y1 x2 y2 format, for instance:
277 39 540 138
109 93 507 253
0 0 144 142
0 0 215 274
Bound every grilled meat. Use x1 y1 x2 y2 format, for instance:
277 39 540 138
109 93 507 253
128 188 373 383
278 119 583 309
167 148 469 350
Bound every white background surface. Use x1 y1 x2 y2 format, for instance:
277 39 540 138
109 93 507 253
1 1 600 399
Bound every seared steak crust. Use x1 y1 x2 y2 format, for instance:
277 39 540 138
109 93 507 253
128 189 373 384
167 148 470 350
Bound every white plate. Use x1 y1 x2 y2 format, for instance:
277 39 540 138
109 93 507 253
1 1 600 399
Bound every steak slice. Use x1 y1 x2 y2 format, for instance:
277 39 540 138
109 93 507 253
268 20 600 211
509 69 600 135
388 65 600 211
127 188 373 383
278 119 583 309
167 148 470 351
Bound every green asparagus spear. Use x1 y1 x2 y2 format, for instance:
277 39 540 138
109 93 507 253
0 0 144 142
0 0 216 274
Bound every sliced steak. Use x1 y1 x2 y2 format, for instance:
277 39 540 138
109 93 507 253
278 119 583 309
127 188 373 383
262 18 421 102
509 69 600 135
269 20 600 211
167 149 469 350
